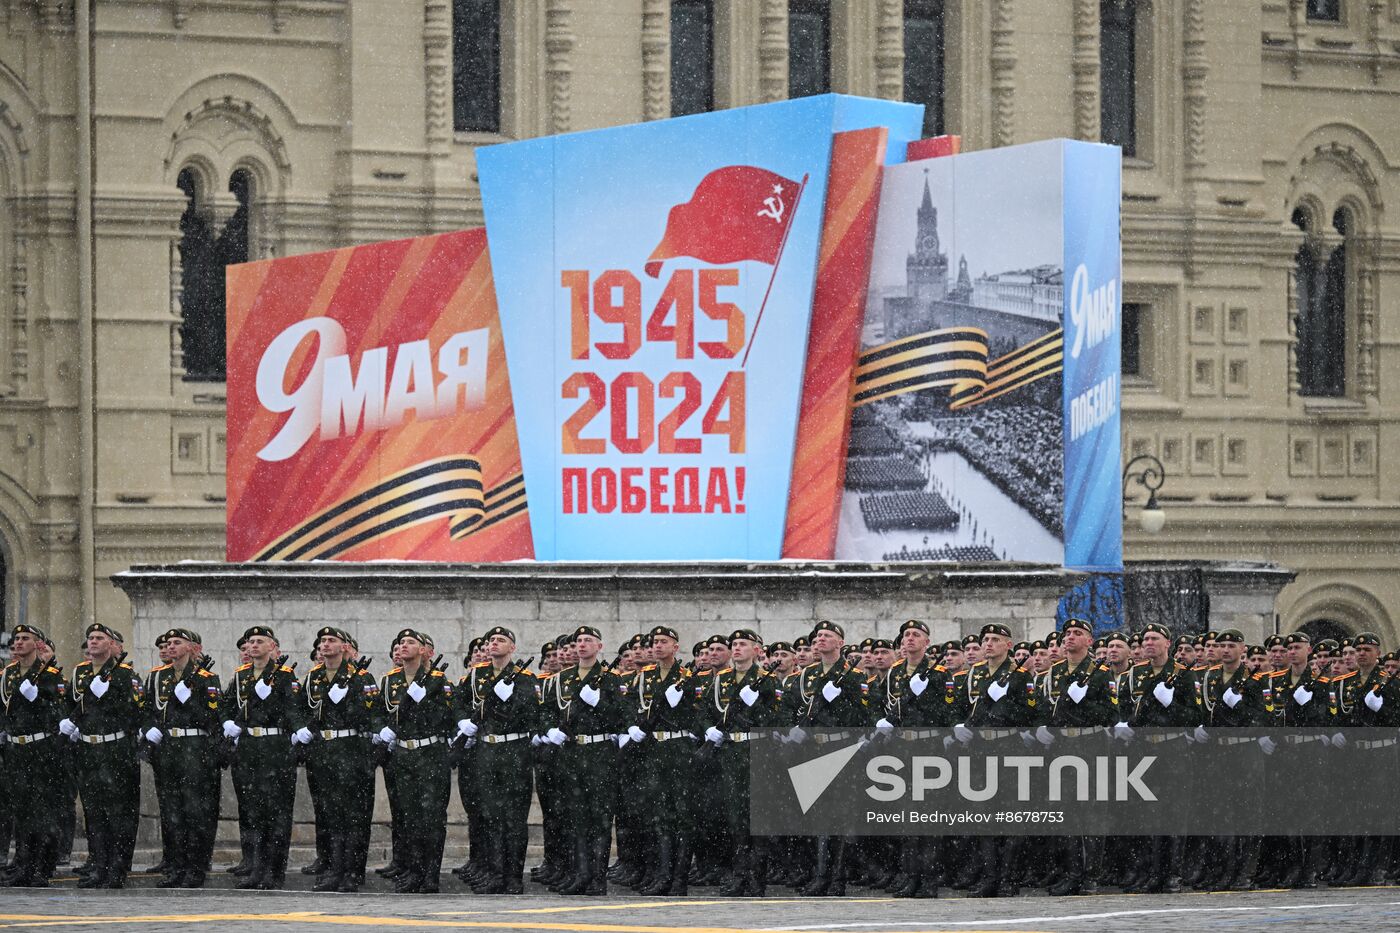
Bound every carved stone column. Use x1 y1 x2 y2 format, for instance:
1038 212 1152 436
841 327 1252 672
545 0 576 134
758 0 788 103
424 0 452 150
10 230 27 390
1072 0 1099 142
989 0 1015 147
874 0 904 101
642 0 670 120
1182 0 1207 175
169 238 185 376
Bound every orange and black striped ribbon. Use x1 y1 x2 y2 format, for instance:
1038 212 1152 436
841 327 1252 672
253 456 528 561
853 327 1064 411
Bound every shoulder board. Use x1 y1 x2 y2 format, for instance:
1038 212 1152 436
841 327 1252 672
717 667 733 675
1208 664 1222 671
431 669 446 678
356 668 370 676
198 669 214 678
866 673 878 683
934 664 947 672
536 671 552 679
1333 670 1358 680
641 663 657 671
389 667 402 675
279 665 294 674
46 666 60 674
952 668 969 678
77 660 92 669
1251 672 1268 681
151 663 171 672
1132 660 1150 668
236 663 252 672
3 661 15 669
850 665 866 675
472 661 491 669
311 663 325 672
1269 669 1289 676
891 657 907 669
1096 664 1110 672
801 661 823 672
1016 665 1030 673
1049 659 1067 669
119 662 132 670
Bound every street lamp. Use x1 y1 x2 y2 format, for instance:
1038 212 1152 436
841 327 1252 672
1123 454 1167 534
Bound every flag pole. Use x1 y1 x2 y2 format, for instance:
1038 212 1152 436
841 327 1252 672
741 172 809 368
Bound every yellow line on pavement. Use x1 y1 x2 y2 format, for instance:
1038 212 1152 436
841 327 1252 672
0 912 1048 933
503 899 898 914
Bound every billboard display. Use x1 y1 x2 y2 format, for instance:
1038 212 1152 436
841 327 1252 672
225 96 1121 570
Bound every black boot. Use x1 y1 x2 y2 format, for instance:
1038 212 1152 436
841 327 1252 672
801 837 831 896
313 835 346 892
747 839 768 897
585 837 610 896
639 833 674 896
235 832 266 890
827 838 848 896
556 837 593 896
719 842 748 896
668 834 690 896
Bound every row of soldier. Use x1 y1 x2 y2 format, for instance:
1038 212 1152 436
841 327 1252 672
3 616 1398 897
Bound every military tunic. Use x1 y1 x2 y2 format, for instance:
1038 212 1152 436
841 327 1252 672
144 658 222 886
0 658 67 885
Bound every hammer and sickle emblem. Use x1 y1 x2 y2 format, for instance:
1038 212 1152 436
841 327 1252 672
757 185 786 223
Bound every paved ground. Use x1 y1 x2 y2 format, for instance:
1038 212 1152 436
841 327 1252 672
6 875 1400 933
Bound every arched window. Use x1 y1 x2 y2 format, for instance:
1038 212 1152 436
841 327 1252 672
1307 0 1341 22
671 0 714 117
788 0 830 99
177 168 253 381
1300 618 1349 643
453 0 501 133
1292 205 1348 398
903 0 945 137
1100 0 1137 157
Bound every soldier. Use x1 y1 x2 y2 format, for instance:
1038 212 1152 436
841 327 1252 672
792 636 814 670
543 624 627 896
58 623 144 889
610 634 648 887
952 622 1037 898
224 635 256 877
1271 631 1329 888
531 633 572 888
702 628 781 896
1337 631 1400 886
1265 634 1287 672
0 625 67 888
627 624 696 896
962 633 982 667
881 619 943 898
941 640 966 673
302 627 378 892
457 626 540 894
375 628 453 893
1120 622 1201 893
451 635 489 885
220 625 306 890
793 620 873 896
143 627 221 888
689 634 731 887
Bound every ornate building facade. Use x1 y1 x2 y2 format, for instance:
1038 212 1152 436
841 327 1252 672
0 0 1397 654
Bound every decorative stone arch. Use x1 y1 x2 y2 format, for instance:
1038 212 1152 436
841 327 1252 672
1284 124 1387 400
1284 581 1395 646
0 467 39 634
0 69 37 395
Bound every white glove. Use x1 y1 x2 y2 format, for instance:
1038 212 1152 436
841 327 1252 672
254 680 272 700
493 678 515 701
942 734 955 750
875 717 894 733
1192 725 1209 743
953 723 974 743
704 726 724 745
578 684 600 707
530 735 543 747
1258 735 1277 755
1113 722 1134 741
739 684 760 707
1066 681 1088 704
909 673 928 697
327 683 348 705
145 727 163 744
1035 725 1054 746
378 726 397 745
628 725 647 743
1330 732 1347 748
664 683 684 708
1222 687 1241 709
89 677 109 699
18 679 37 702
59 718 78 738
787 725 807 744
1153 682 1175 707
546 727 567 746
821 682 841 703
406 682 426 703
174 682 192 704
458 719 478 738
293 727 314 745
1292 685 1312 706
222 720 242 739
617 734 631 748
1365 690 1384 713
1019 730 1038 750
986 680 1007 702
67 730 79 743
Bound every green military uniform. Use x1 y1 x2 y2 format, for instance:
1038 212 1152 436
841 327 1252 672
302 644 378 892
220 628 307 890
377 645 454 894
452 642 489 883
532 658 568 887
794 621 873 897
629 625 696 896
547 626 627 896
1336 633 1400 886
462 631 541 894
65 631 144 889
0 626 68 888
702 629 781 897
143 633 221 888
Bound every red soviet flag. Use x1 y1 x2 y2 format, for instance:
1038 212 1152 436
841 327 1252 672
645 165 804 277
